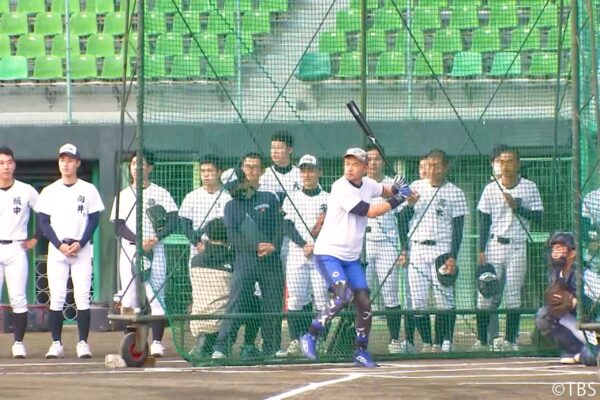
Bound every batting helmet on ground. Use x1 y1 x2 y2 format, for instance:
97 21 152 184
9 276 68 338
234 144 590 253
435 253 458 287
476 263 500 298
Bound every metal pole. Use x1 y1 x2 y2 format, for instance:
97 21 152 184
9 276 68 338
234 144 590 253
236 0 242 116
360 0 367 137
584 0 600 157
406 0 412 119
552 0 565 200
65 0 72 124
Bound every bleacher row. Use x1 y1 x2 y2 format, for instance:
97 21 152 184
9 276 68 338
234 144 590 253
0 0 287 80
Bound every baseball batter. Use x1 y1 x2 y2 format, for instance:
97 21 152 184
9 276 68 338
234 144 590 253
109 151 178 357
0 147 39 358
36 144 105 359
476 145 543 351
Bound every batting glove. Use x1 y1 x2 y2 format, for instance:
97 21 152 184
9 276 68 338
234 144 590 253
392 175 411 199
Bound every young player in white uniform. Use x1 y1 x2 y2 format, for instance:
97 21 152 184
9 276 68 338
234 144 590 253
110 151 178 357
476 145 543 351
0 147 39 358
259 131 302 202
364 145 403 354
277 155 329 357
36 144 105 359
399 150 468 353
299 148 412 368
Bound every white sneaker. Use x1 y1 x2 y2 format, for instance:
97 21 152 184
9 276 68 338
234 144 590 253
432 344 442 353
388 339 403 354
504 340 519 352
560 353 581 364
150 340 165 357
211 350 226 359
441 340 452 353
45 341 64 359
491 337 504 352
12 341 26 359
398 340 417 354
76 340 92 359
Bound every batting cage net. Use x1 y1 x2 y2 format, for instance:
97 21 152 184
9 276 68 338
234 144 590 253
109 0 600 366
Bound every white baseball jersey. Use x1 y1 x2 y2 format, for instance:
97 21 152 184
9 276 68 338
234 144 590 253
0 180 39 240
477 177 543 241
366 176 399 242
282 188 329 244
36 179 105 242
314 176 383 261
259 165 302 196
109 183 178 239
405 179 469 243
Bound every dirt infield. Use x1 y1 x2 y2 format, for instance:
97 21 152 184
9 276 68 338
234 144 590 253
0 328 598 400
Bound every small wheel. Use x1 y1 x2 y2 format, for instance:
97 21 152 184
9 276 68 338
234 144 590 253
120 331 149 367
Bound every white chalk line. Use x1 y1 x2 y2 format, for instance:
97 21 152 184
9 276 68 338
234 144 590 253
263 373 363 400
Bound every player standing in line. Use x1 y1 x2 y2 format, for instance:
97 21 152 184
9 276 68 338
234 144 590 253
364 145 403 354
476 145 543 351
109 151 178 357
299 148 411 367
0 147 39 358
259 131 302 203
277 155 329 357
36 144 105 359
399 150 468 353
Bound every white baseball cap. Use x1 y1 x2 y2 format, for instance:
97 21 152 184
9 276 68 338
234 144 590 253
343 147 368 164
220 167 237 184
298 154 321 169
59 143 81 159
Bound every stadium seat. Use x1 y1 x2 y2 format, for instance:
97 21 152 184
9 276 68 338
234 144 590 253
224 31 253 55
412 6 441 31
86 0 115 14
0 55 28 79
145 11 167 35
0 34 10 57
103 11 126 35
173 11 201 34
488 51 521 77
171 54 201 78
117 0 136 14
243 10 270 35
16 33 46 57
0 12 29 36
51 0 80 13
207 12 235 35
509 26 540 51
452 0 481 7
0 0 9 14
33 54 63 79
145 54 166 78
488 3 518 29
188 32 218 57
528 51 557 77
86 32 115 56
395 29 425 52
119 31 137 56
471 27 500 53
206 53 235 79
433 28 463 53
337 51 361 79
449 5 479 30
336 9 361 34
295 51 331 81
375 50 406 78
70 12 98 36
50 34 80 56
153 0 180 14
259 0 287 13
450 50 482 77
16 0 46 14
100 53 126 79
223 0 252 14
418 0 447 7
366 29 387 54
545 27 571 50
372 8 403 32
68 54 97 79
519 0 544 7
529 4 557 28
381 0 409 10
155 32 183 56
189 0 213 13
319 30 346 54
349 0 378 11
34 12 64 36
413 51 443 77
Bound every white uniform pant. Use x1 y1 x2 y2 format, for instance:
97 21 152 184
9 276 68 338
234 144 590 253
365 239 400 308
407 242 454 310
0 242 28 313
285 244 328 311
47 243 92 312
119 241 166 316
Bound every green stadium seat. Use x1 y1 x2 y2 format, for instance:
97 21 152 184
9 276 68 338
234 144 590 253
243 11 270 35
529 4 557 28
488 51 521 77
206 54 235 79
413 50 443 76
336 9 361 34
471 27 500 52
207 12 235 35
86 0 115 14
395 29 425 52
450 50 482 77
318 29 346 54
418 0 447 7
145 54 166 78
509 26 540 51
259 0 287 13
119 31 137 56
545 27 571 50
0 34 10 57
529 51 557 76
366 28 387 54
224 31 253 54
375 50 405 78
337 51 361 79
0 55 28 79
70 12 98 36
51 34 80 56
189 0 213 13
223 0 252 14
153 0 180 14
103 11 126 35
449 5 479 30
16 33 46 57
145 11 167 35
86 32 115 56
34 12 64 36
69 53 97 78
100 53 126 78
372 8 403 32
381 0 409 10
171 54 201 78
0 13 29 36
433 28 462 53
488 3 518 29
188 32 219 57
17 0 46 14
155 32 183 55
295 51 331 81
173 11 201 34
350 0 378 11
51 0 80 13
33 54 63 79
117 0 136 14
452 0 480 7
519 0 544 7
412 6 441 31
0 0 9 14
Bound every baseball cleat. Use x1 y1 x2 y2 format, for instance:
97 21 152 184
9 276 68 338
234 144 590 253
387 339 403 354
76 340 92 358
45 341 64 359
299 333 317 360
211 350 226 359
441 340 452 353
12 341 26 359
353 349 378 368
150 340 165 357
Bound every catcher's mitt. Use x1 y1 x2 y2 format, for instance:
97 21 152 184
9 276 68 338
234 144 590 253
146 205 167 234
545 282 575 319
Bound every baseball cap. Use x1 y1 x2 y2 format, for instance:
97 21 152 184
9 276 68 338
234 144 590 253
298 154 321 169
58 143 81 159
549 232 576 250
343 147 368 164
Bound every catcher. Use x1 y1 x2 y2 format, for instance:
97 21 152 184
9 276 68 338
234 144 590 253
535 232 598 365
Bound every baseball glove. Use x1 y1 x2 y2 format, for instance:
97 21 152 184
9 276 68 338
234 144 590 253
545 282 575 319
146 205 167 234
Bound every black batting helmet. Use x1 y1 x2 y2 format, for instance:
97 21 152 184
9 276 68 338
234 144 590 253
436 253 458 287
476 263 500 298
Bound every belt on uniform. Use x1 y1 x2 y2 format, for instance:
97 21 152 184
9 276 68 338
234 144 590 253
128 242 136 245
491 234 511 245
0 240 13 244
62 239 77 246
414 240 437 246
